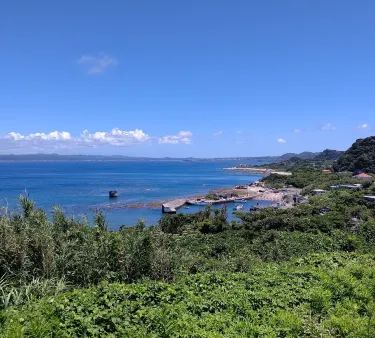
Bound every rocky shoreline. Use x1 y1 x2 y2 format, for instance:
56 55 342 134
91 183 287 212
223 167 292 176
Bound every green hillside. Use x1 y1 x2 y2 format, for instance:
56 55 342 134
314 149 344 161
334 136 375 172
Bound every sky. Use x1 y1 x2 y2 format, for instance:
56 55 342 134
1 0 375 157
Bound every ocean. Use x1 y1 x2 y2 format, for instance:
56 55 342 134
0 160 270 229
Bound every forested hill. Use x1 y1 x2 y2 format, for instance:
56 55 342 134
313 149 344 161
334 136 375 172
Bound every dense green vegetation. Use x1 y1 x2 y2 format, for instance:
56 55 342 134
254 149 343 172
205 193 220 200
1 165 375 336
334 136 375 173
261 170 374 192
2 253 375 337
313 149 344 161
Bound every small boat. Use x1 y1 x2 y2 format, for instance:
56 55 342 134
189 200 208 206
234 199 247 203
184 206 190 209
233 204 244 211
109 190 118 198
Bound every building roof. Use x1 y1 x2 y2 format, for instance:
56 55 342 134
329 184 362 189
364 195 375 201
354 173 372 178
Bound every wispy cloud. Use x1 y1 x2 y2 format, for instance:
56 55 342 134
320 122 336 131
78 54 118 74
357 123 370 130
293 128 302 133
213 131 223 136
1 128 192 152
158 131 193 145
277 138 286 143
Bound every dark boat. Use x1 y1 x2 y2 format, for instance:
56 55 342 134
109 190 118 198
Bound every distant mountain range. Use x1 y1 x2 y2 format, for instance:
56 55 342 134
0 150 343 162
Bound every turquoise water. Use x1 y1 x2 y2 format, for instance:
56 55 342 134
0 160 270 229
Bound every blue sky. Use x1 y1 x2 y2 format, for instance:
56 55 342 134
1 0 374 157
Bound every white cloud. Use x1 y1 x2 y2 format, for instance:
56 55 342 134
293 128 302 133
7 131 72 141
320 122 336 131
213 131 223 136
159 131 193 145
78 54 118 74
3 131 75 152
1 128 192 152
277 138 286 143
357 123 370 130
80 128 149 146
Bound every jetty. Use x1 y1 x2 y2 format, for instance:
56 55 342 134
186 194 262 206
162 199 187 214
161 191 270 213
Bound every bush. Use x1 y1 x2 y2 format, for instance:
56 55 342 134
2 253 375 337
205 193 219 200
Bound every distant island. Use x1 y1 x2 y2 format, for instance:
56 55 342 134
0 150 343 162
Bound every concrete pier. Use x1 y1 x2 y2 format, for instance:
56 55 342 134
162 199 187 214
186 194 262 206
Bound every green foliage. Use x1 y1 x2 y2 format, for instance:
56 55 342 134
2 253 375 337
205 193 219 200
314 149 344 161
334 136 375 172
2 179 375 336
158 205 228 234
262 171 362 191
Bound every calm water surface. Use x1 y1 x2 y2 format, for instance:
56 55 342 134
0 161 270 229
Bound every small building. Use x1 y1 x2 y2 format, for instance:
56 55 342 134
312 189 326 195
322 169 332 174
353 173 373 180
364 196 375 202
330 184 362 190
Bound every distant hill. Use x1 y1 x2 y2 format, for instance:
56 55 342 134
313 149 344 161
333 136 375 173
0 150 342 162
278 151 318 161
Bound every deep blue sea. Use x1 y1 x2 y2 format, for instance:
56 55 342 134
0 160 271 229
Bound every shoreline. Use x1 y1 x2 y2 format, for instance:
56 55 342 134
223 167 292 176
94 183 286 212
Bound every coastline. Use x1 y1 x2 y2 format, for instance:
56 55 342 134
94 182 285 212
223 167 292 176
